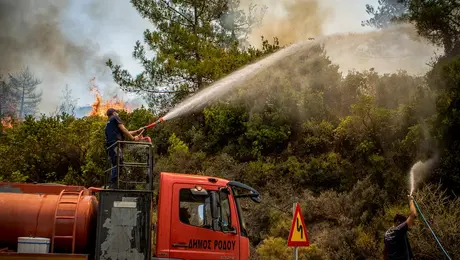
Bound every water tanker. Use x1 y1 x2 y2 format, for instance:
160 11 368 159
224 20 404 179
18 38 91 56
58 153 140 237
0 183 98 254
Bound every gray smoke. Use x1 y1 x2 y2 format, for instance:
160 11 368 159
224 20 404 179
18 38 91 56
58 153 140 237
0 0 124 113
0 0 122 74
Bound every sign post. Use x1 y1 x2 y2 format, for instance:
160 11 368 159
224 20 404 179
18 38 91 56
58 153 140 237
287 203 310 260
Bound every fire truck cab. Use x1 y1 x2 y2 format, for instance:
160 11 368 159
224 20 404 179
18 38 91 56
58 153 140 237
154 172 261 260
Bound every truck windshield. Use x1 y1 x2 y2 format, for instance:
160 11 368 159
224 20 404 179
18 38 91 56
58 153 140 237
228 181 261 238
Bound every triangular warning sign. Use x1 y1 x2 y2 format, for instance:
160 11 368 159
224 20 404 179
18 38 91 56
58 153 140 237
287 203 310 247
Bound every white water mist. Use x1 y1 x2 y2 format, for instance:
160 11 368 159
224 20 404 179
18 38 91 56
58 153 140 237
161 24 437 122
409 156 438 196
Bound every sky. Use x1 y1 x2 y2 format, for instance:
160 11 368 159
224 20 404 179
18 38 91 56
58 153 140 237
321 0 378 34
3 0 385 114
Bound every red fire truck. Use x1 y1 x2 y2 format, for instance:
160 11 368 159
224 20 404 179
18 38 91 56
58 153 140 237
0 140 261 260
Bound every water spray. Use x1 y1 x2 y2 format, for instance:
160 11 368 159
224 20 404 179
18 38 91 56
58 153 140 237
410 164 416 196
409 155 438 196
406 156 451 259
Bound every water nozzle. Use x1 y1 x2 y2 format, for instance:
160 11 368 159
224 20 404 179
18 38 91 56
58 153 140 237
144 117 165 129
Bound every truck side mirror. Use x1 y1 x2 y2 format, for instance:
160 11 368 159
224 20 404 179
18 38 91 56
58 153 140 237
210 192 220 231
227 181 261 203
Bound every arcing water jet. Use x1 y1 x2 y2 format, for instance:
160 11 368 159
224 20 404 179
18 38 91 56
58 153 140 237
159 40 315 123
150 26 437 126
139 39 318 128
140 24 438 129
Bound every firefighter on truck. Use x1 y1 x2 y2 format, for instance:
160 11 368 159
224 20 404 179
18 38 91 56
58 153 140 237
104 108 143 189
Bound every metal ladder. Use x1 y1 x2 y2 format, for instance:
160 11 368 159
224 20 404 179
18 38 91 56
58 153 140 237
51 189 84 253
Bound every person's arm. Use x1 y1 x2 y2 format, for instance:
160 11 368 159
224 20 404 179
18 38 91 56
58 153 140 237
113 115 139 141
119 123 137 140
128 128 143 135
406 195 417 227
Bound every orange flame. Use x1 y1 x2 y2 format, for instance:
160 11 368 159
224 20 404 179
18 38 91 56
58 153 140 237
1 116 12 131
87 77 132 117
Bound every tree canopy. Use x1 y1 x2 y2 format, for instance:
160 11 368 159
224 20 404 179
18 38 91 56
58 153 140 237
362 0 408 28
107 0 277 113
0 67 42 127
402 0 460 56
364 0 460 56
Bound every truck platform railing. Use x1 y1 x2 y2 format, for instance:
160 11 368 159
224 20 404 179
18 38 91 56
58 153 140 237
104 140 154 191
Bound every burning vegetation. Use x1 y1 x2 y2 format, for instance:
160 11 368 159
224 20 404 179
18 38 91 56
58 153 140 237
1 116 12 130
87 77 132 117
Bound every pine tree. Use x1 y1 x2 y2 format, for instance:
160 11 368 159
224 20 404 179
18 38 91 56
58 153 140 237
107 0 277 113
0 75 17 119
8 67 42 119
217 0 267 48
400 0 460 56
58 85 78 116
362 0 408 29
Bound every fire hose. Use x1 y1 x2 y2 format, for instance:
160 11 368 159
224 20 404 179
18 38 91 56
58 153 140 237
143 117 165 129
413 198 452 260
135 128 151 143
134 117 165 143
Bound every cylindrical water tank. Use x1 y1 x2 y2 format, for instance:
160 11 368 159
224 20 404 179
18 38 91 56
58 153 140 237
0 190 98 254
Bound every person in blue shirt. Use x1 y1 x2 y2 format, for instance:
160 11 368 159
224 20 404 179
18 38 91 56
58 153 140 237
104 108 143 189
383 195 417 260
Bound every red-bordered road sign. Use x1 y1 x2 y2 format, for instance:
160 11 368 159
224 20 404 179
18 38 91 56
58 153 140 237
287 203 310 247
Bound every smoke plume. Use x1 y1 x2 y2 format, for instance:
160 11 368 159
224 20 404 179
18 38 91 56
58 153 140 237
0 0 123 113
243 0 330 47
0 0 119 74
242 0 440 75
321 24 440 75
